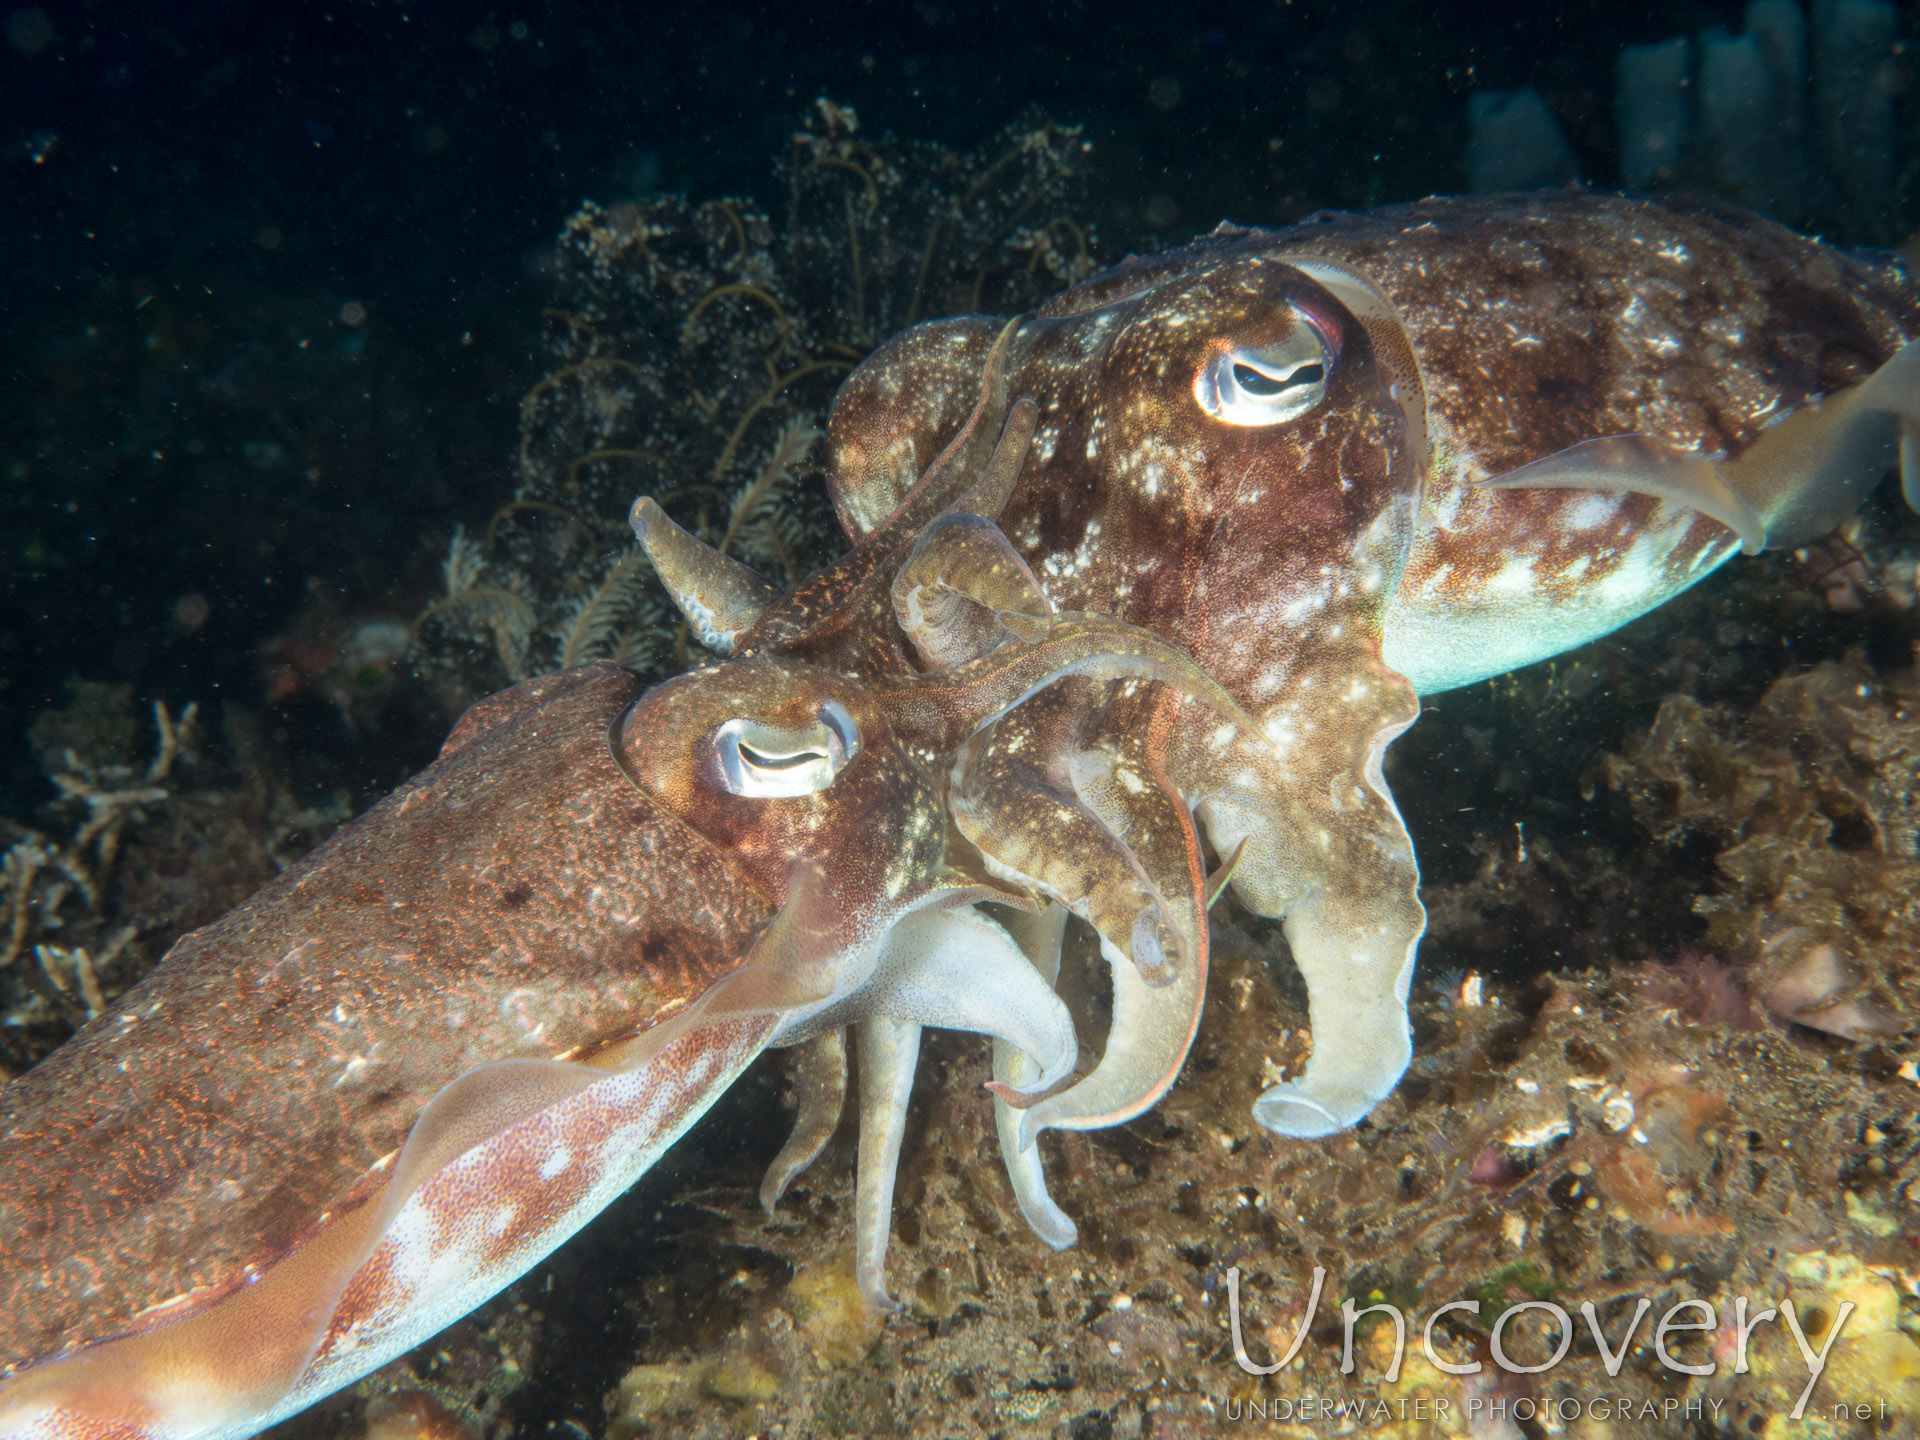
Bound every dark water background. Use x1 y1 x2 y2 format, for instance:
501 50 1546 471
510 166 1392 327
3 0 1753 811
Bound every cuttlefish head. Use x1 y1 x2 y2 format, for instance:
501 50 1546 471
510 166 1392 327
827 237 1437 1139
611 643 1087 1310
613 657 945 952
610 653 1080 1077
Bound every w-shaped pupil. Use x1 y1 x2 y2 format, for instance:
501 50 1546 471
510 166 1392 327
1234 361 1323 395
739 743 825 771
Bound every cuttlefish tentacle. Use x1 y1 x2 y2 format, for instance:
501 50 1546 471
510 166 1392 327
628 496 780 652
1171 655 1425 1139
836 903 1080 1308
861 321 1030 542
892 511 1054 669
988 901 1079 1251
1477 337 1920 553
1009 685 1215 1148
875 611 1261 755
737 359 1038 662
949 688 1178 988
759 1028 849 1213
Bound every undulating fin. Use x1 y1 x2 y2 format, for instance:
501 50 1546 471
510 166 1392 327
852 1018 921 1311
989 903 1079 1251
891 512 1054 669
759 1029 849 1214
1478 338 1920 553
0 1159 391 1440
0 862 856 1437
0 1016 781 1440
1478 434 1768 554
1727 337 1920 545
628 496 780 653
1277 253 1431 474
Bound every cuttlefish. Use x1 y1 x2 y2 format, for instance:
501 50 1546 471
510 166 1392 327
1 191 1914 1439
824 189 1920 1159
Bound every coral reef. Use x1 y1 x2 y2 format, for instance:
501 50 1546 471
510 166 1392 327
409 101 1099 711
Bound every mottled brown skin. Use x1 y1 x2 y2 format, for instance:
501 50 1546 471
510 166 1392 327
0 664 771 1374
615 659 965 947
1277 192 1919 650
828 191 1920 688
821 189 1920 1136
11 191 1918 1435
830 225 1417 681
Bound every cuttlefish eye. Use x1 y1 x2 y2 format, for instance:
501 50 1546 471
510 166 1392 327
1194 305 1335 427
710 699 862 798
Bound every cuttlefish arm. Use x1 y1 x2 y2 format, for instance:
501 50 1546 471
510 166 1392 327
875 611 1263 756
989 902 1080 1251
1007 684 1210 1150
1476 338 1920 553
733 326 1040 665
758 1029 849 1213
892 511 1054 668
1171 642 1425 1139
832 904 1078 1308
755 901 1081 1305
949 687 1182 988
629 496 780 652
